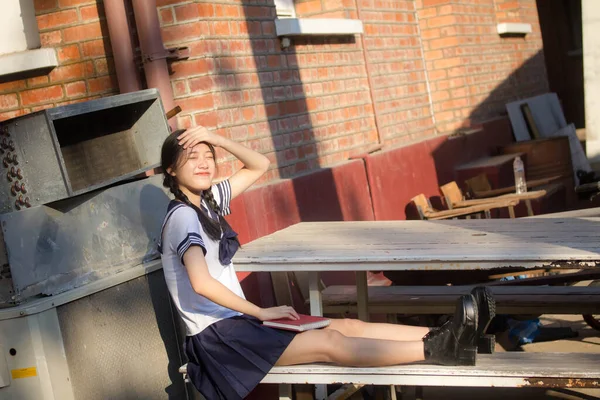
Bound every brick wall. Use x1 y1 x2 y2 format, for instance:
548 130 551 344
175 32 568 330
161 0 378 182
359 0 436 147
0 0 117 121
416 0 548 134
0 0 549 184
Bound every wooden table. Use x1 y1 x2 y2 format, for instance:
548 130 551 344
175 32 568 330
233 218 600 321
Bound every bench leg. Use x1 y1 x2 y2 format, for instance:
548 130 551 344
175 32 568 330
525 199 534 216
279 384 292 400
356 271 369 322
309 271 323 317
309 271 327 399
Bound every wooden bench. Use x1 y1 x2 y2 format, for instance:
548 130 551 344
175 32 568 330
319 285 600 316
179 353 600 399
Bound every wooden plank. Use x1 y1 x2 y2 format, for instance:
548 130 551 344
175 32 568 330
231 219 600 269
180 353 600 388
265 353 600 379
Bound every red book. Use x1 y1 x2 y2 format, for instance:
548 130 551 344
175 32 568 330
263 314 331 332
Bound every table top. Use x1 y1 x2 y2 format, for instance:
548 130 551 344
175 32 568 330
232 219 600 272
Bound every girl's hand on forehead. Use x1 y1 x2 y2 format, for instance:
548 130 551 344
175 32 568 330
177 125 226 149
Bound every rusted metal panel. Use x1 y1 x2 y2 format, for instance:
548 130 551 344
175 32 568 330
0 175 170 304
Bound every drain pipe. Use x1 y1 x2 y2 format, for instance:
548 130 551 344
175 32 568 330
131 0 176 129
103 0 142 93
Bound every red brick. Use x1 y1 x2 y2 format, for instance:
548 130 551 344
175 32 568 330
175 3 199 21
215 4 240 18
212 21 230 36
40 31 62 46
49 62 87 82
198 3 215 17
34 0 57 12
63 22 103 43
262 21 275 36
177 94 214 112
21 85 64 106
189 76 213 93
0 110 27 122
0 81 26 93
171 59 213 79
89 75 117 94
93 58 112 75
57 44 80 63
65 80 87 97
162 22 203 43
433 57 461 69
80 4 102 20
173 80 188 96
422 0 451 6
36 9 78 30
242 106 256 121
160 8 174 24
194 111 218 128
58 0 95 6
27 76 49 87
81 39 109 57
296 0 322 16
429 36 459 49
0 94 19 109
427 15 456 28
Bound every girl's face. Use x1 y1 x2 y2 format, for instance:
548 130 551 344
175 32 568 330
171 143 216 192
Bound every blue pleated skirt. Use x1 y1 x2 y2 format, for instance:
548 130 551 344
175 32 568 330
184 315 297 400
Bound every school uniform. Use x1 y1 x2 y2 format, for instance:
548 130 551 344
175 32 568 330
158 180 296 400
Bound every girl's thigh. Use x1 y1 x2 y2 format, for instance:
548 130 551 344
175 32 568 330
275 329 345 366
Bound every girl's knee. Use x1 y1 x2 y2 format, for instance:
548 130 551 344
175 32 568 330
316 329 348 363
329 318 366 336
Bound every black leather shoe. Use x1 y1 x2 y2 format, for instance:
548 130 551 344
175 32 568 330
423 294 478 366
471 286 496 354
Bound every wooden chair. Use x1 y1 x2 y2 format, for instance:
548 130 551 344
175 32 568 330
463 174 563 216
440 181 518 218
411 193 519 220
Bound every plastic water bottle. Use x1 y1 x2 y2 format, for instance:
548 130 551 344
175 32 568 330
513 156 527 194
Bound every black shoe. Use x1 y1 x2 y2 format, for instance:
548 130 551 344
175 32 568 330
471 286 496 354
423 294 478 366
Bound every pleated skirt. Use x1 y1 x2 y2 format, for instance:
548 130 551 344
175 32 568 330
184 315 297 400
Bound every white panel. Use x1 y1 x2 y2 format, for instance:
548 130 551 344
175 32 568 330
275 18 364 37
497 23 532 35
275 0 296 17
0 0 40 55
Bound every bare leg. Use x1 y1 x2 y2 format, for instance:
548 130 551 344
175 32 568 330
276 329 425 367
325 318 430 342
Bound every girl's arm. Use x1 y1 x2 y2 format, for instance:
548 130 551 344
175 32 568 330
177 126 270 200
183 247 299 321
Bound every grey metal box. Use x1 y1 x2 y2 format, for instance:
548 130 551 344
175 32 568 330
0 89 169 213
0 175 172 304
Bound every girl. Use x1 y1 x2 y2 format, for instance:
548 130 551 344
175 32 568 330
158 126 494 400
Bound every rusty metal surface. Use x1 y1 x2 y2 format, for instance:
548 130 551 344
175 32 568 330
0 89 169 212
0 175 171 303
57 271 190 400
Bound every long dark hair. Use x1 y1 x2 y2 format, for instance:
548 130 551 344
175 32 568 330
161 129 238 244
